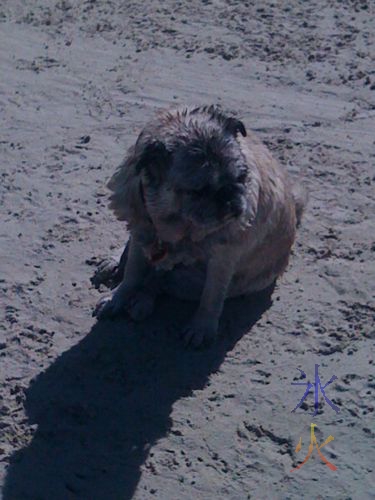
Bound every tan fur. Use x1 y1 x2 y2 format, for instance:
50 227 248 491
94 106 305 347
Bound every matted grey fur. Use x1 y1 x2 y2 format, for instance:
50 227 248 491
94 105 306 347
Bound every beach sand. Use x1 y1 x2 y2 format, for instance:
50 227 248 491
0 1 374 498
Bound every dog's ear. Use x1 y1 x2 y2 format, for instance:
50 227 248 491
107 141 169 222
135 141 170 184
224 117 247 137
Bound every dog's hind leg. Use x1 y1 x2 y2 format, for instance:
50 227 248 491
93 237 157 321
91 241 129 289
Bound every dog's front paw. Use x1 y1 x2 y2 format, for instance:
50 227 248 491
93 294 125 320
182 316 218 348
126 290 155 322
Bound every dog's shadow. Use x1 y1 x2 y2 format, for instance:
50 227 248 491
3 289 273 500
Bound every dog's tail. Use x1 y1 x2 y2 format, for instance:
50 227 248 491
292 181 308 228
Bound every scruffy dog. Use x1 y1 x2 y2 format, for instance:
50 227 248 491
93 105 305 347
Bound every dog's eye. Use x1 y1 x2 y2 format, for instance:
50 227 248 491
189 185 210 196
163 214 181 224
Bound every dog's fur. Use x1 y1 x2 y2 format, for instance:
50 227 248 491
94 105 306 347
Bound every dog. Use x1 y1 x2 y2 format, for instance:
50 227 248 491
93 105 306 347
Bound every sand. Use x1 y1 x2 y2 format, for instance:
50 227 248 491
0 1 374 498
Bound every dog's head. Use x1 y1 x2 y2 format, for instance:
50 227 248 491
109 106 258 245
